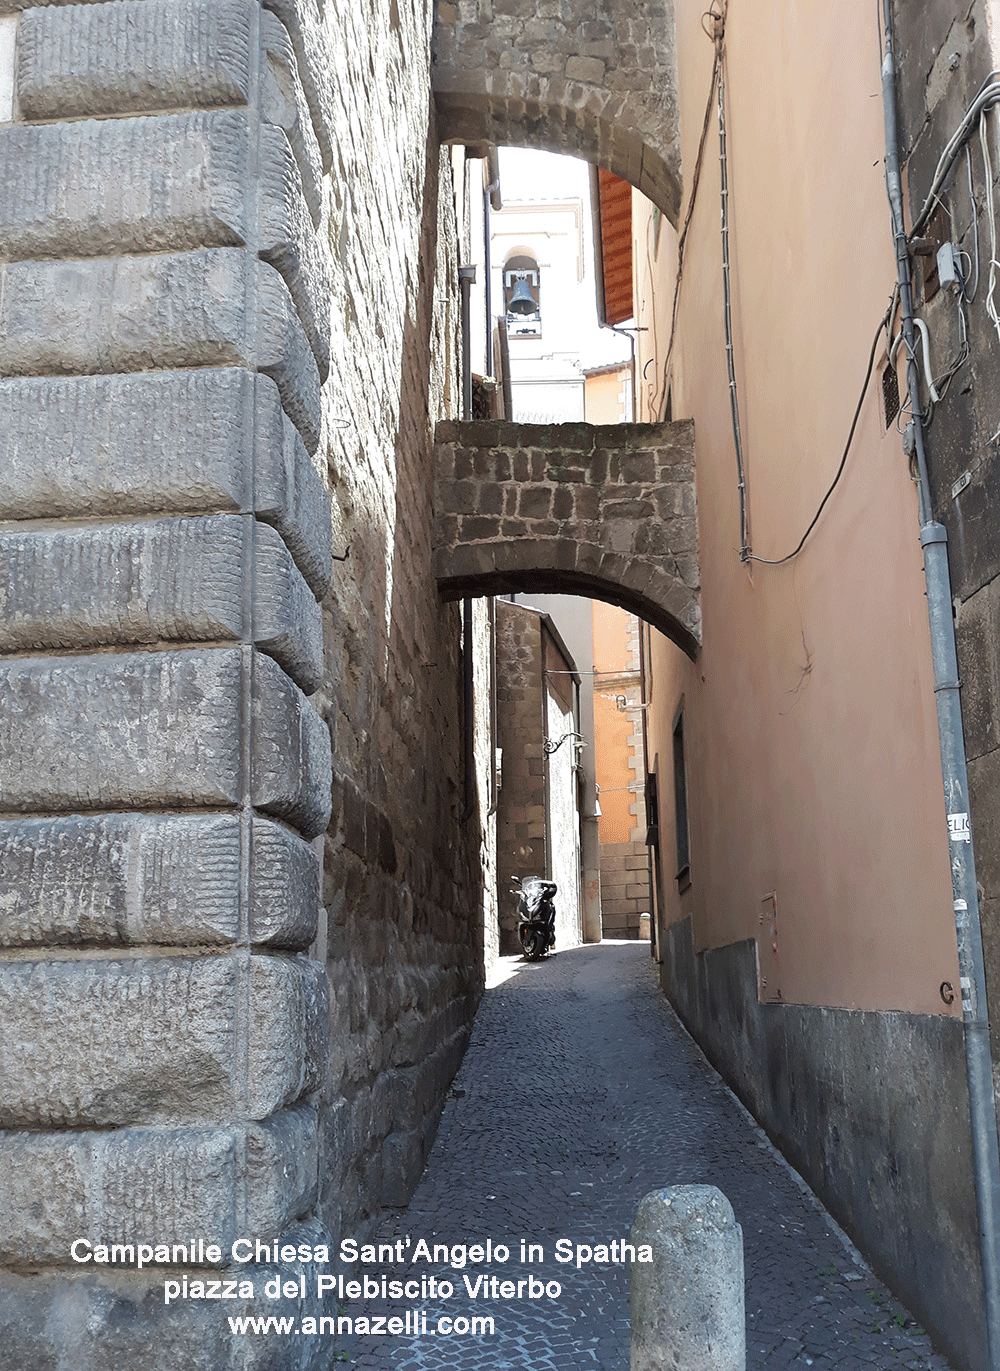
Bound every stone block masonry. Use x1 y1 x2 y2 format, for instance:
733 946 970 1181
600 840 651 938
0 0 487 1365
0 1 334 1361
435 418 700 656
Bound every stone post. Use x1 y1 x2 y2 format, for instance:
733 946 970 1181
630 1185 745 1371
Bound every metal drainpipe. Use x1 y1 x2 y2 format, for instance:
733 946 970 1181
881 10 1000 1365
458 264 477 822
459 264 476 420
460 597 475 824
638 618 656 961
484 148 501 379
483 193 494 378
607 323 637 421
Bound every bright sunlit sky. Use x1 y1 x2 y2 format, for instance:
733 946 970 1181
494 147 631 377
497 146 595 200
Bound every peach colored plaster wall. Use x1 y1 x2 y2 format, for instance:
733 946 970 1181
593 601 636 845
638 0 959 1016
584 367 630 424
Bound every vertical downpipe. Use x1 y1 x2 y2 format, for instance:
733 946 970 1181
881 9 1000 1365
460 597 475 824
484 148 501 379
459 262 478 822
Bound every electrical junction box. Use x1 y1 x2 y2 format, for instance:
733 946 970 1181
937 241 960 292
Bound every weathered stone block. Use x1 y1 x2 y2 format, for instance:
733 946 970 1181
0 1266 237 1371
254 377 334 597
0 250 321 453
0 813 319 949
259 122 332 375
17 0 253 119
0 370 332 599
0 513 256 654
380 1129 424 1208
0 110 329 377
0 111 248 260
252 652 332 838
0 1104 318 1263
263 0 335 171
0 648 330 832
248 954 329 1116
254 520 326 692
0 649 245 813
0 1222 334 1370
957 580 1000 761
250 818 320 946
0 953 326 1127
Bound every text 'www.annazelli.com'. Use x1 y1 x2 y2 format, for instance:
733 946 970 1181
228 1312 495 1337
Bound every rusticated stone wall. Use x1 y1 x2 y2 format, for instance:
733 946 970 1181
0 0 486 1365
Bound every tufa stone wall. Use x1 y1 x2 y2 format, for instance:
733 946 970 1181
599 843 651 938
434 418 700 655
0 0 488 1365
432 0 682 221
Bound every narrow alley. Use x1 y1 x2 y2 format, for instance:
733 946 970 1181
348 943 952 1371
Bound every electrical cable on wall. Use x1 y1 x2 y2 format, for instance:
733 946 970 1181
656 3 1000 575
745 303 895 566
909 70 1000 238
980 105 1000 364
655 3 726 416
964 144 980 301
679 3 994 569
716 9 987 565
715 27 750 560
747 45 1000 566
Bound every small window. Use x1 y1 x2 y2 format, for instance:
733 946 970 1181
644 771 659 849
672 712 690 887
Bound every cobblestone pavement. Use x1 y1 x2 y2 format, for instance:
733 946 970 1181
344 942 955 1370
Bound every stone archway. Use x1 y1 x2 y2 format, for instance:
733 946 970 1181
431 0 681 221
434 418 700 657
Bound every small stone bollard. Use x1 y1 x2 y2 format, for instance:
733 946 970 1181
630 1185 745 1371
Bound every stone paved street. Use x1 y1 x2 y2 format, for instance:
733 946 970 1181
345 943 955 1370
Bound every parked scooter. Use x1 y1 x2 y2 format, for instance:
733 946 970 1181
511 874 558 959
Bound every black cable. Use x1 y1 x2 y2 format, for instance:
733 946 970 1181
747 306 892 566
657 12 724 414
717 51 749 560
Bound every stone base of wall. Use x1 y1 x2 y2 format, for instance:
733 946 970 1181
599 840 651 938
660 915 984 1371
0 1220 333 1371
